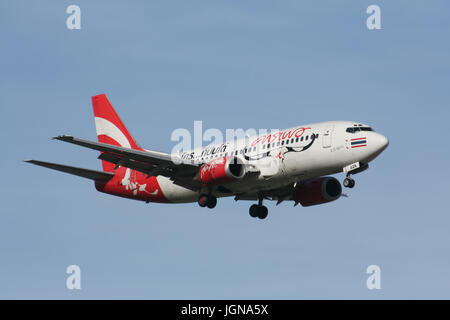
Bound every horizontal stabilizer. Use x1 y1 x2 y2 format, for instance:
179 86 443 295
53 135 175 164
24 160 114 181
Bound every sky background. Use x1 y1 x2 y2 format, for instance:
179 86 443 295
1 0 449 299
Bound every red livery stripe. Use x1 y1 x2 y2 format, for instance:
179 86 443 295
351 137 367 141
351 144 367 148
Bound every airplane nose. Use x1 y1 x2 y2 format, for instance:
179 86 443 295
373 133 389 152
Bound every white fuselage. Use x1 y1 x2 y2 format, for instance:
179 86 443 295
156 120 389 203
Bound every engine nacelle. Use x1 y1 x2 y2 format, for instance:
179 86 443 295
199 156 245 185
294 177 342 207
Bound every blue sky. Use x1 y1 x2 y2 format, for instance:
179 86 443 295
1 0 449 299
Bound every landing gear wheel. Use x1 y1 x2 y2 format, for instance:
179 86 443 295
206 196 217 209
343 178 355 188
257 206 268 219
198 194 217 208
198 194 208 207
343 178 350 188
250 194 269 219
349 179 355 188
249 204 259 218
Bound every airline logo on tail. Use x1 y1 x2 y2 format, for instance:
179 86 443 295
92 94 141 151
92 94 151 192
94 117 132 148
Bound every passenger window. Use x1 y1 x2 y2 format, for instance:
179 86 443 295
277 142 280 146
305 135 309 140
281 141 285 145
296 137 299 142
301 136 304 141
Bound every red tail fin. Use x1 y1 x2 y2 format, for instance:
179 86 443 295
92 94 142 172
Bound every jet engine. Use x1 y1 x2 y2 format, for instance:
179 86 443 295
294 177 342 207
199 156 245 185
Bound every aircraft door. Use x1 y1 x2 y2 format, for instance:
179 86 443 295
322 125 334 148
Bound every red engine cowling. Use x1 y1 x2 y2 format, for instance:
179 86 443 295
294 177 342 207
199 156 245 185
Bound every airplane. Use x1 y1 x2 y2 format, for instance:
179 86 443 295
25 94 389 219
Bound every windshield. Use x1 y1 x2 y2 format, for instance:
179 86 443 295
346 127 373 133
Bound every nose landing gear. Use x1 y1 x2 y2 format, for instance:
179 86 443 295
342 162 369 189
343 174 355 188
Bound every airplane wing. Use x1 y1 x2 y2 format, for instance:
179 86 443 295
53 135 202 189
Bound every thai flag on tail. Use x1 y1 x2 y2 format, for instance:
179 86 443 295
351 137 367 148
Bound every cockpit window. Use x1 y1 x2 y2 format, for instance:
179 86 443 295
346 127 373 133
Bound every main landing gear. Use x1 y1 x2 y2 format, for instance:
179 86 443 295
198 194 217 209
343 174 355 188
249 196 268 220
